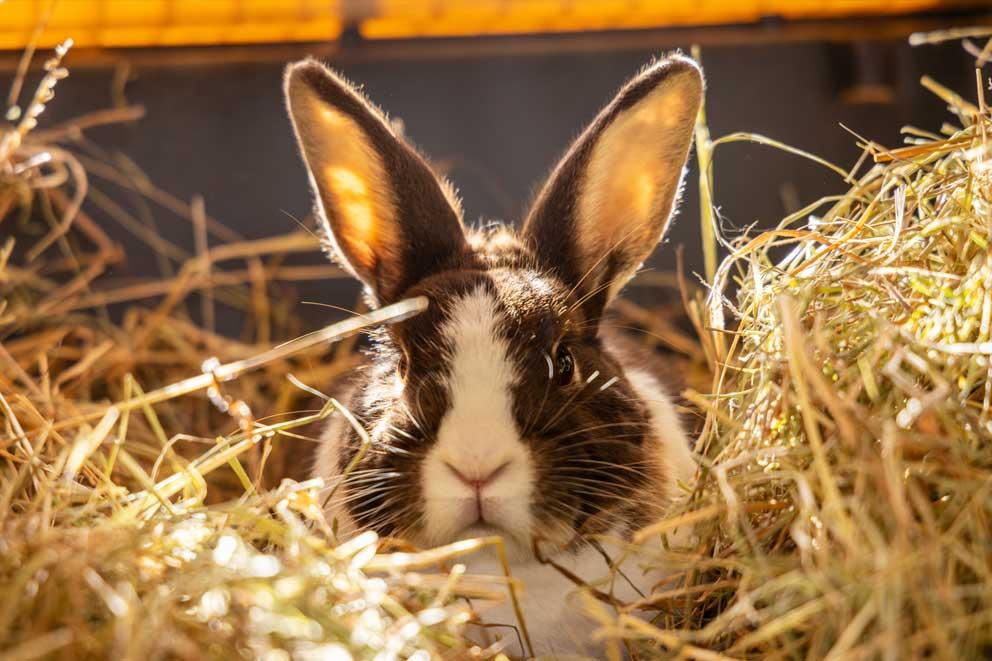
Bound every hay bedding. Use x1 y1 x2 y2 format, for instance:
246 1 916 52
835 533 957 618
2 31 992 661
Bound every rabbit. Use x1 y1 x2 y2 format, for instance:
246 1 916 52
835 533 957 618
284 53 702 658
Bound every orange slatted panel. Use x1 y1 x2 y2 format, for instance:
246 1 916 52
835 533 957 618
363 0 984 38
0 0 984 50
0 0 344 50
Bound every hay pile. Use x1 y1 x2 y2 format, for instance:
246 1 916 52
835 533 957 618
607 43 992 659
2 33 992 661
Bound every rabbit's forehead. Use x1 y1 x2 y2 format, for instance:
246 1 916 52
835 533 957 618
409 267 573 343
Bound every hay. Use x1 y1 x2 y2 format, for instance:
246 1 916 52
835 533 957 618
2 33 992 661
605 44 992 659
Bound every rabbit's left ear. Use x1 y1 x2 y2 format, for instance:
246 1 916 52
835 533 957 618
285 59 467 306
522 55 702 316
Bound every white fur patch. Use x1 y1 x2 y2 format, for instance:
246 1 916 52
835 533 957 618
421 287 534 547
463 530 667 657
625 368 696 501
464 541 627 656
313 403 356 538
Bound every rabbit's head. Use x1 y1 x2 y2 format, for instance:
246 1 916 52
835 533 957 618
286 56 702 554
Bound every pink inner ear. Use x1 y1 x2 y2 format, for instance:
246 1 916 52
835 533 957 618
323 167 377 262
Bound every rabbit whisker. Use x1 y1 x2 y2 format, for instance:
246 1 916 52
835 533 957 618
537 370 603 435
538 420 652 445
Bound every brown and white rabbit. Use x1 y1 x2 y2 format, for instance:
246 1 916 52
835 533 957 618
285 54 702 657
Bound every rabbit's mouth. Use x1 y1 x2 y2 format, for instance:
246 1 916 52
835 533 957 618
448 504 528 544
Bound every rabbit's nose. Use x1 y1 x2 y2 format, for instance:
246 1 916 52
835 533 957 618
443 459 512 492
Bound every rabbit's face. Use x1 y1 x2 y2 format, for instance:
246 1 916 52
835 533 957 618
385 251 661 552
286 56 702 554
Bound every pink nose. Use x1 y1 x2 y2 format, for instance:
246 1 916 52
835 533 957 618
443 460 512 492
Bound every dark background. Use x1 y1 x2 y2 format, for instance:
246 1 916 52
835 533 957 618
5 15 981 333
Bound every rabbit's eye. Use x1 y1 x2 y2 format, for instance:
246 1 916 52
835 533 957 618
555 345 575 386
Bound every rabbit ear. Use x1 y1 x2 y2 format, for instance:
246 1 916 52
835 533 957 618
285 59 468 305
522 55 702 316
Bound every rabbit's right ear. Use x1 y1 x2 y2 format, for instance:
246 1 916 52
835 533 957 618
285 59 468 305
522 56 702 318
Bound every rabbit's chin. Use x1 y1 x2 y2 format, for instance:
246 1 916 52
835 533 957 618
457 524 529 555
430 523 535 561
435 522 579 566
